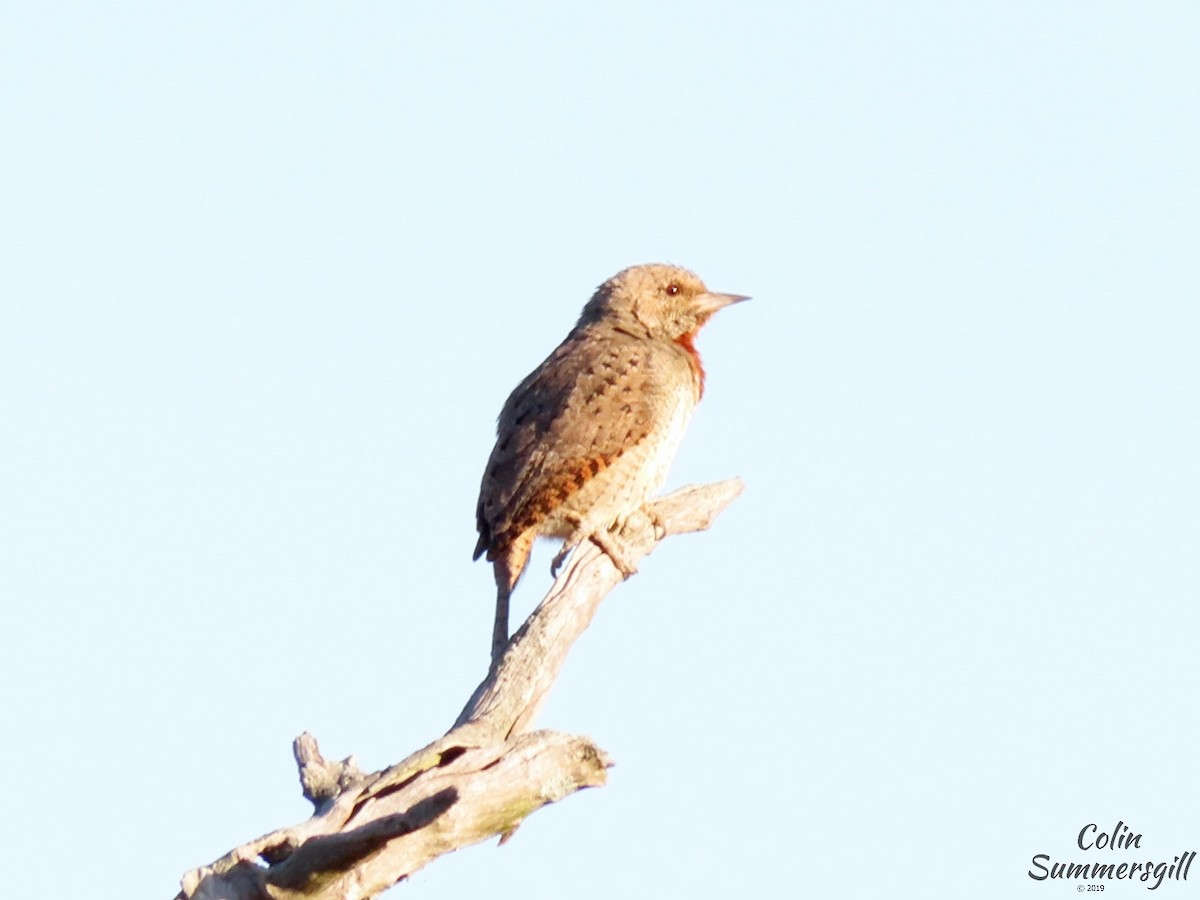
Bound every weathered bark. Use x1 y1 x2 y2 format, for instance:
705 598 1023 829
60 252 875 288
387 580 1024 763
177 478 743 900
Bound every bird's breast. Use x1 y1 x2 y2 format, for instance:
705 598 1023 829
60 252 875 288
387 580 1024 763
638 378 696 496
545 375 696 536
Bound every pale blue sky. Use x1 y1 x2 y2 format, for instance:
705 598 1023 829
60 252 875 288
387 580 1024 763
3 3 1198 897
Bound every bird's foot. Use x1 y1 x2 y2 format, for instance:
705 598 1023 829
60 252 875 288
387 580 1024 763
551 528 640 579
588 529 639 578
645 505 668 540
550 541 578 578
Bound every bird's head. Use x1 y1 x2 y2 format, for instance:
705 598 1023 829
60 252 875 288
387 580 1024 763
579 263 748 341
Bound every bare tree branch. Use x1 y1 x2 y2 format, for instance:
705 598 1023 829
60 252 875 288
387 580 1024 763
177 478 743 900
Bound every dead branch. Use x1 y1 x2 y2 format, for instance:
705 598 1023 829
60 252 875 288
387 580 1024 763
177 478 743 900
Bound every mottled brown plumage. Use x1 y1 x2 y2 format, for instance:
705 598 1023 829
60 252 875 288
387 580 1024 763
475 263 747 662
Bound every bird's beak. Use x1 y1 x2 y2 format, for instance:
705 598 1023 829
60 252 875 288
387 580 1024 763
695 291 751 317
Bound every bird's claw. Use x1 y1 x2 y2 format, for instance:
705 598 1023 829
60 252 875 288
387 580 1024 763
648 508 668 541
550 530 639 579
589 530 639 578
550 544 573 577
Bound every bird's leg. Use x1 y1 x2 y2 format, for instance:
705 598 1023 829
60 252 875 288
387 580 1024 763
550 513 588 577
587 527 640 578
551 510 646 578
550 539 580 577
550 529 639 579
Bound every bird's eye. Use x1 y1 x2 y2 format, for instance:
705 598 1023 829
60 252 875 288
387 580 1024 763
665 282 680 296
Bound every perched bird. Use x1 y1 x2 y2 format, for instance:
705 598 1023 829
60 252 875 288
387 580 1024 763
474 263 747 663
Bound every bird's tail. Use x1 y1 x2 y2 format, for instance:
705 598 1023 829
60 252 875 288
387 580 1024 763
491 580 511 666
488 534 533 666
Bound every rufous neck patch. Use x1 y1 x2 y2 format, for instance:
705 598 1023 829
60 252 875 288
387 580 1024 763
674 331 705 398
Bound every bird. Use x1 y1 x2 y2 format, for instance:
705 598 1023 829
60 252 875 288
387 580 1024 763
474 263 748 664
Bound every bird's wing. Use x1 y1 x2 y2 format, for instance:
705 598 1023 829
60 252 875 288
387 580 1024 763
474 332 674 559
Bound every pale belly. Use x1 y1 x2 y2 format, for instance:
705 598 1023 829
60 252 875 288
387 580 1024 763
542 381 696 539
